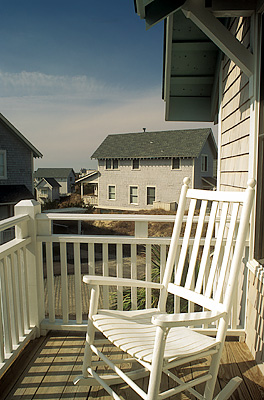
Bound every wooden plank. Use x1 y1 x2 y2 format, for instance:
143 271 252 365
218 341 260 400
226 341 264 399
3 333 65 400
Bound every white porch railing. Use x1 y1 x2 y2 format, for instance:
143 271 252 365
0 199 249 377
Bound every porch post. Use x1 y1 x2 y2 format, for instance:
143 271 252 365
15 199 42 336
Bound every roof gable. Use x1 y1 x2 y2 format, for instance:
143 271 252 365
0 113 42 158
92 129 216 159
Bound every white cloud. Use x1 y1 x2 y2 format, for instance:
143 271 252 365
0 70 123 100
0 70 216 172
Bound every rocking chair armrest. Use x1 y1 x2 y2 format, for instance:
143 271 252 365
83 275 164 289
151 311 226 328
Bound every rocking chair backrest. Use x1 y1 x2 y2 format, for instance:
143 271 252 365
159 177 255 316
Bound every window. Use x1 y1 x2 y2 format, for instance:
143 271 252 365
0 150 7 179
106 159 111 169
132 159 140 169
130 186 138 204
113 159 119 169
147 187 156 205
172 157 180 169
105 159 119 169
108 185 116 200
201 154 208 172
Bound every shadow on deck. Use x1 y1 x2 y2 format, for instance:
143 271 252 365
1 331 264 400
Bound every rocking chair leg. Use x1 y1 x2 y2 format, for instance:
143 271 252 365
147 326 167 400
213 377 242 400
82 285 99 378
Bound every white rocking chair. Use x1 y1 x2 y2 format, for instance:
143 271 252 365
74 177 255 400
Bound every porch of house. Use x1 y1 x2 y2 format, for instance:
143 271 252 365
1 331 264 400
0 199 264 399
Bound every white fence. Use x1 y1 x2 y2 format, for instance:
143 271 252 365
0 199 249 377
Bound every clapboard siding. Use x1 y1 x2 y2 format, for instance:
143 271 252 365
219 16 251 191
222 121 250 146
221 135 249 158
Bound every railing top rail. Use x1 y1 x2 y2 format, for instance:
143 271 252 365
36 213 177 222
0 214 30 233
36 212 240 224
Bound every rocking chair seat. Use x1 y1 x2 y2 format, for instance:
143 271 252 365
93 308 219 364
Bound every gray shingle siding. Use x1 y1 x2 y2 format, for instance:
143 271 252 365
0 123 33 193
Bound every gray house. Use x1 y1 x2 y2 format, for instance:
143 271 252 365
0 113 42 220
34 167 75 196
92 129 217 210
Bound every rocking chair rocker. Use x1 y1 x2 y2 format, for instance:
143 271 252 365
74 177 255 400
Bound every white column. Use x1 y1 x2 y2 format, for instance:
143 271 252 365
15 200 42 336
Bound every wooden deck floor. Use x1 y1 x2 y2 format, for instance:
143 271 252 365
1 331 264 400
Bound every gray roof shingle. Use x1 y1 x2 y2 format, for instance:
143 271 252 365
34 168 75 179
91 129 216 159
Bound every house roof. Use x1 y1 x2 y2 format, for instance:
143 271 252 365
92 128 217 159
36 178 61 188
0 113 42 158
34 168 75 179
0 185 34 204
75 170 99 184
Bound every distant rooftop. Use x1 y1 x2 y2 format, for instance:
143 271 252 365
92 128 216 159
34 168 75 179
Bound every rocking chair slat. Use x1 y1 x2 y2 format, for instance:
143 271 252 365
174 198 196 285
205 202 229 298
185 199 207 289
195 200 218 294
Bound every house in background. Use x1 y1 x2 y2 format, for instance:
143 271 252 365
91 128 217 210
34 167 75 196
35 178 61 205
134 0 264 372
0 112 42 221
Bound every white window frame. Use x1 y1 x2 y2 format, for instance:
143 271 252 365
0 150 7 179
129 186 138 205
201 154 208 172
172 157 181 170
132 159 140 170
147 186 156 205
108 185 116 200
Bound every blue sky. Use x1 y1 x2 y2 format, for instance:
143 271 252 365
0 0 214 171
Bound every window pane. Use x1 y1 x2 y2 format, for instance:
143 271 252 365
132 159 139 169
108 185 115 200
201 155 208 172
113 159 118 169
130 186 138 203
106 159 111 169
0 154 4 176
172 157 180 169
147 187 155 205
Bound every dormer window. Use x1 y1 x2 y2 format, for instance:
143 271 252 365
172 157 180 169
132 159 140 169
113 159 118 169
105 159 118 170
